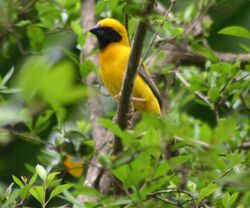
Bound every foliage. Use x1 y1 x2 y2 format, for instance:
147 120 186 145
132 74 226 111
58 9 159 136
0 0 249 207
11 165 72 208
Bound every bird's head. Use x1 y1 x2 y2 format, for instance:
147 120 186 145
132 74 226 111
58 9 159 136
89 18 129 50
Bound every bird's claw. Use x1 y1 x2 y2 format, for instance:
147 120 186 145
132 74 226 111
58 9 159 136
131 97 145 102
114 92 145 103
114 92 121 102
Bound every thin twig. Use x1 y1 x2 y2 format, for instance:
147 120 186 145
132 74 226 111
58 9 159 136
184 1 214 35
125 0 129 35
1 127 55 147
149 189 194 199
148 189 198 207
150 194 177 206
213 168 234 183
142 0 175 64
174 136 211 150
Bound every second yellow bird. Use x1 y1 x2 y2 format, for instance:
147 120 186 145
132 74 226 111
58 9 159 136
90 18 162 115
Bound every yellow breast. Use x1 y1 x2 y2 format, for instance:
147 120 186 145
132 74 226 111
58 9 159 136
99 43 129 96
99 43 161 115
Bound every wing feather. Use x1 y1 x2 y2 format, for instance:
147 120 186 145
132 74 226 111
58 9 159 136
138 63 162 109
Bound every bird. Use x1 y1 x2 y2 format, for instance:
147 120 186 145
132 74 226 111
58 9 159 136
63 154 83 178
89 18 162 116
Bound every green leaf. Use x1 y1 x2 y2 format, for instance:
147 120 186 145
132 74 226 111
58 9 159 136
198 183 217 202
5 183 14 198
0 67 14 87
29 186 45 206
153 161 171 179
98 155 112 167
140 176 170 200
112 150 139 168
112 153 152 188
74 185 102 197
15 20 31 27
19 57 87 106
29 173 38 186
183 4 195 23
210 63 234 75
26 24 45 51
20 186 30 200
49 184 73 201
0 88 21 94
189 73 207 91
25 163 36 174
212 116 237 144
80 59 97 78
95 0 106 15
71 21 86 47
34 110 54 133
63 190 83 208
170 155 190 166
63 49 80 65
71 21 82 36
36 164 47 181
140 128 161 157
99 118 132 142
35 2 61 29
47 179 62 188
40 61 86 105
218 26 250 39
47 172 60 182
12 175 24 188
208 87 220 102
192 43 219 62
222 192 238 208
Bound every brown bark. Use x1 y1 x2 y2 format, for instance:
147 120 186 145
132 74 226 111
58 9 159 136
161 41 250 68
78 0 114 203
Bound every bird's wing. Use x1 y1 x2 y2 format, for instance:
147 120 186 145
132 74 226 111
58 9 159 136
138 63 162 109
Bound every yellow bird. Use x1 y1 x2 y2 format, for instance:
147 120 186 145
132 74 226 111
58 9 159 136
90 18 162 115
63 154 83 178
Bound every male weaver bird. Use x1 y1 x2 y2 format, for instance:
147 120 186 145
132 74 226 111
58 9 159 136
89 18 162 115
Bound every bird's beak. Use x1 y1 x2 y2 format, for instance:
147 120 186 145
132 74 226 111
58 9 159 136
89 24 101 35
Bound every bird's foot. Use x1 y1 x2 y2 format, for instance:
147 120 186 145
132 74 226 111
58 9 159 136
112 102 134 128
114 92 145 103
114 92 121 102
112 114 118 123
128 102 134 117
131 97 145 102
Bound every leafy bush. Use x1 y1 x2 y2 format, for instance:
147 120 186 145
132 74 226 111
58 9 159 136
0 0 249 207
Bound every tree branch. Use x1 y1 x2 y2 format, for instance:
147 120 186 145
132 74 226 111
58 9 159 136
142 0 175 63
114 0 156 154
154 1 250 68
77 0 114 203
160 40 250 68
174 136 211 150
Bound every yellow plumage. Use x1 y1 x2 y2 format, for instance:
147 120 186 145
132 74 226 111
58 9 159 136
63 154 83 178
90 18 161 115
